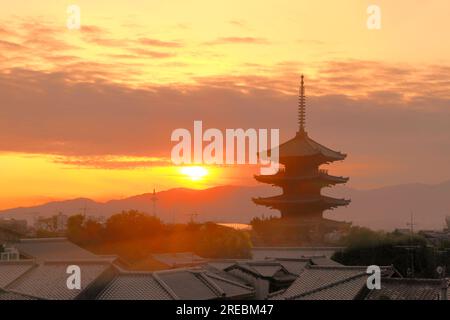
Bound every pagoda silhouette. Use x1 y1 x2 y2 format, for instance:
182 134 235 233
253 75 351 243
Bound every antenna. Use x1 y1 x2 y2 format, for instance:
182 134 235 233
298 74 306 134
186 212 199 224
79 202 89 216
405 211 417 277
151 188 158 217
406 211 416 234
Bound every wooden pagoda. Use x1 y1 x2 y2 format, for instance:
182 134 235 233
253 75 351 242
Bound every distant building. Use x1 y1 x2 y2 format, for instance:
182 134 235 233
33 212 68 233
251 246 344 260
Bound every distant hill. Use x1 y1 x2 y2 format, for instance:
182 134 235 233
1 181 450 230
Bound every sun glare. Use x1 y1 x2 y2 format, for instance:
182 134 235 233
180 166 209 181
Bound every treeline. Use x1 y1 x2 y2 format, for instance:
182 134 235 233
66 210 251 263
333 227 450 278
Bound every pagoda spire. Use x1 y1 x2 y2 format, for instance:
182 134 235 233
298 74 306 134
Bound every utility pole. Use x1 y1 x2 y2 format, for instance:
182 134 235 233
406 211 417 277
187 212 199 224
151 188 158 217
79 202 89 216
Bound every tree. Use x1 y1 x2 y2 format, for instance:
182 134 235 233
194 223 251 259
104 210 163 242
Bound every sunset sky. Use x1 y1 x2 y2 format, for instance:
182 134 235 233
1 0 450 210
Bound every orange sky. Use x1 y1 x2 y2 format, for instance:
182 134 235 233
1 0 450 210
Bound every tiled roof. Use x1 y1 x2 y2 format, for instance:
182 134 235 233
0 260 35 288
202 263 251 285
277 133 346 160
98 268 254 300
365 278 448 300
151 252 207 267
295 275 367 300
225 261 297 283
304 255 343 266
272 265 396 300
246 264 284 278
0 289 37 300
271 258 311 275
5 261 112 300
10 238 99 261
252 247 343 260
97 273 174 300
225 260 291 278
206 261 239 271
156 269 220 299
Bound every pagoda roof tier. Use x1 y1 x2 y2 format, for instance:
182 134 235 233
254 170 349 186
273 132 346 162
252 195 350 208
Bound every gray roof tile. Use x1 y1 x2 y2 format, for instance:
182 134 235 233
274 265 395 300
6 261 111 300
0 260 35 288
11 238 98 261
252 247 343 260
97 274 173 300
366 278 447 300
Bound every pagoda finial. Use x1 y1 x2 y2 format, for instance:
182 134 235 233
298 74 306 134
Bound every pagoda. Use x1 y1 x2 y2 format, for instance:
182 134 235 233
253 75 350 240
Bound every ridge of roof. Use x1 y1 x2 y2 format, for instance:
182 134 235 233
17 238 67 243
1 288 43 300
204 272 254 291
252 246 344 250
286 272 368 300
41 259 114 264
227 261 295 279
4 262 39 290
152 272 181 300
194 271 226 297
0 259 35 265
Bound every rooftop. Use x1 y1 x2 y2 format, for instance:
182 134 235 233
277 132 346 161
271 265 397 300
97 268 255 300
365 278 448 300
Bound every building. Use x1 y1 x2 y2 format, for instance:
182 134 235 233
33 212 68 234
365 278 449 300
253 75 350 243
270 265 400 300
251 246 344 260
150 252 208 268
97 267 255 300
1 238 448 300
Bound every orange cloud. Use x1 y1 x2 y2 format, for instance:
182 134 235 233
206 37 269 45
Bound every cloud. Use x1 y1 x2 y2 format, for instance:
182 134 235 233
137 38 182 48
52 156 171 169
0 39 25 51
0 57 449 185
205 37 270 45
127 48 176 59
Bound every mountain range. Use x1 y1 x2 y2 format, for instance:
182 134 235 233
1 180 450 230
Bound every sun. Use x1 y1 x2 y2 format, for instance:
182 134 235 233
180 166 209 181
